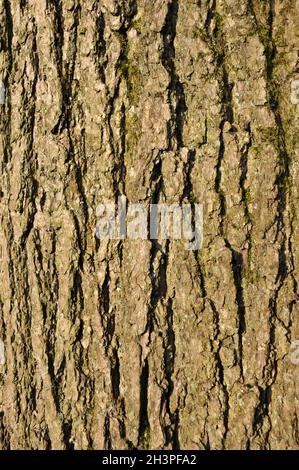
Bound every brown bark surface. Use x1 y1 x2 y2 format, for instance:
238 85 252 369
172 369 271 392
0 0 299 450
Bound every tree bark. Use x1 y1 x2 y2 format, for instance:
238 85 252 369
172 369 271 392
0 0 299 450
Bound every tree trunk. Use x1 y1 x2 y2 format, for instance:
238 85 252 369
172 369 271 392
0 0 299 450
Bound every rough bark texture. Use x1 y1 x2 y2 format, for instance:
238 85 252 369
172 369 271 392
0 0 299 450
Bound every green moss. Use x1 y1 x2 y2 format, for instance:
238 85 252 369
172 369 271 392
243 188 251 204
189 193 198 205
251 146 262 159
247 266 261 285
139 425 151 450
242 188 253 227
117 35 142 104
120 59 142 103
125 113 142 156
131 18 144 33
266 80 279 110
192 26 202 39
277 170 291 195
214 11 224 30
258 127 277 143
127 63 142 103
257 23 270 47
